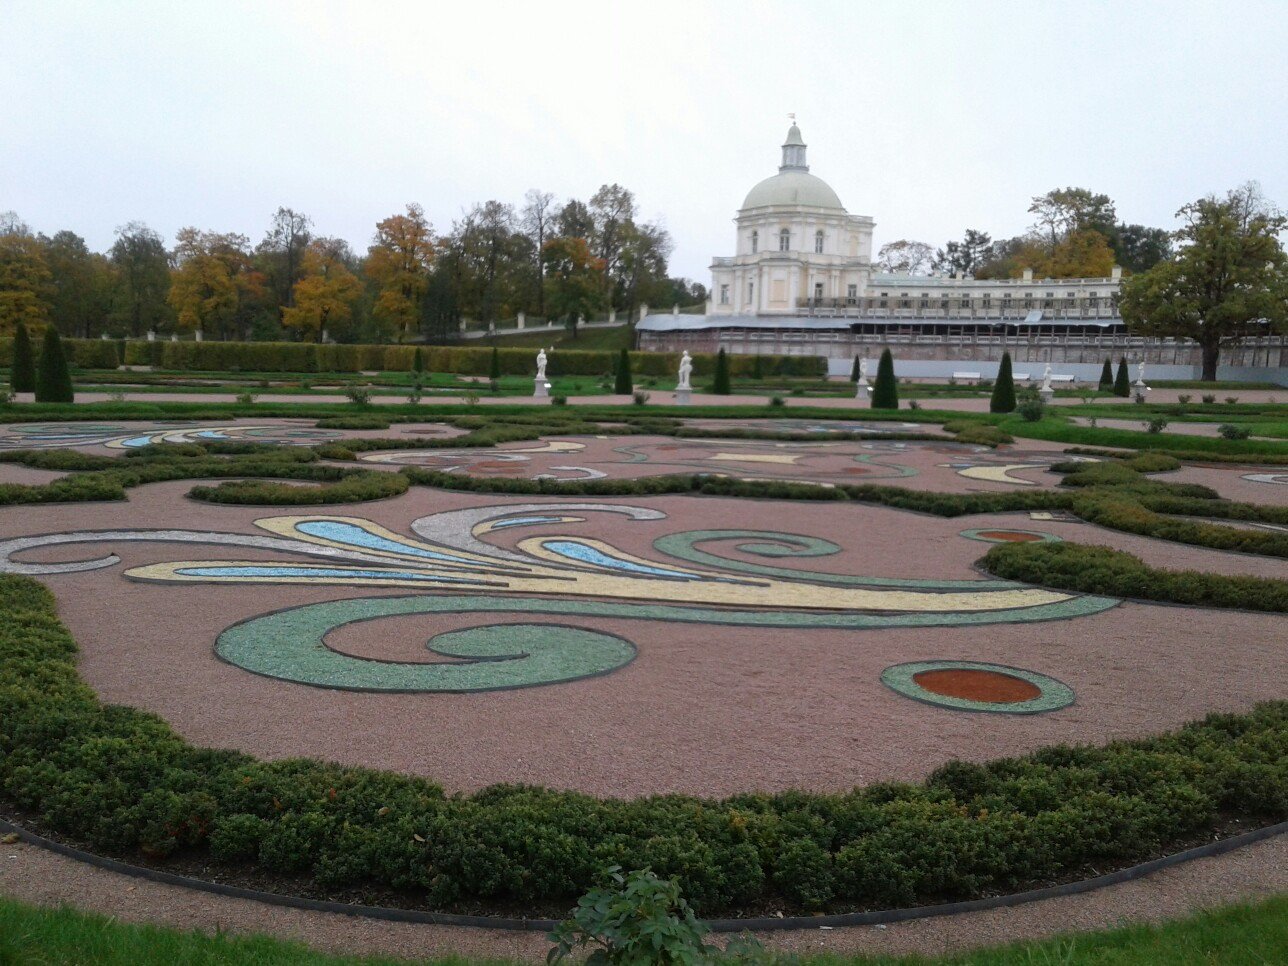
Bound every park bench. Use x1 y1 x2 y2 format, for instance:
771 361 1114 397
951 371 983 381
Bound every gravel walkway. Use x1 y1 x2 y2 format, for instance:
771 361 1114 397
5 484 1283 798
1 832 1282 962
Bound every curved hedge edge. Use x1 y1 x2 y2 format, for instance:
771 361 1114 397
2 815 1281 934
1063 446 1288 467
188 471 409 506
979 542 1288 613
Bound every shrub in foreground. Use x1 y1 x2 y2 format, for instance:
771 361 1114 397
0 570 1282 915
9 322 36 393
34 327 74 403
990 352 1016 413
870 349 897 409
982 541 1288 612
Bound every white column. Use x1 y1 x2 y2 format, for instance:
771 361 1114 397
516 311 525 330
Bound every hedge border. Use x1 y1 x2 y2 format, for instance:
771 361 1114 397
0 816 1281 933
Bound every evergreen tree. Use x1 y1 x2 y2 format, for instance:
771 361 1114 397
1114 357 1131 397
1098 358 1114 392
10 322 36 393
614 348 633 394
711 348 731 395
850 356 861 383
489 346 501 380
871 349 898 409
751 354 764 380
34 327 74 403
412 346 425 374
990 352 1017 413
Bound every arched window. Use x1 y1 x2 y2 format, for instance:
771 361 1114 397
814 230 825 254
750 230 758 254
778 228 790 252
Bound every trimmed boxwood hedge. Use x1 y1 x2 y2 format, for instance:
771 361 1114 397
0 573 1283 915
189 470 408 505
31 338 825 380
0 421 1282 561
982 541 1288 612
0 335 119 372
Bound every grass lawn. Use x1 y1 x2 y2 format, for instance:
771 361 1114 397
0 893 1284 964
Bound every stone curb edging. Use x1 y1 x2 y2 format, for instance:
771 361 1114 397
2 817 1284 934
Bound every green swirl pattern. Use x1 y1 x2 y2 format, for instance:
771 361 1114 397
216 592 1116 692
652 530 1022 589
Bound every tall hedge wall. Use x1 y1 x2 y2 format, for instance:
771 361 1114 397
0 337 120 371
7 337 824 379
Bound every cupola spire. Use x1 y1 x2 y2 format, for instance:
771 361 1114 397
780 118 808 172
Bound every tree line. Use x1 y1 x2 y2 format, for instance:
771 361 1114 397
877 182 1287 380
876 186 1175 279
0 187 705 344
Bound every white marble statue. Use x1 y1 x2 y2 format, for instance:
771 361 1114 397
535 348 548 381
1041 364 1053 393
1136 361 1146 385
677 351 692 391
859 358 869 382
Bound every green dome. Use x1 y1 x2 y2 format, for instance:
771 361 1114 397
741 170 844 211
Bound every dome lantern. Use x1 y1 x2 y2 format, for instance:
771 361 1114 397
781 123 807 172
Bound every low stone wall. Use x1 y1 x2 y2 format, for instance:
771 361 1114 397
637 331 1285 384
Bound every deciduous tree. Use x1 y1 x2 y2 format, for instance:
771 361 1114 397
0 228 52 334
1119 183 1288 380
257 207 313 314
42 231 113 337
109 222 171 337
366 204 435 342
1028 188 1117 249
168 229 251 339
541 236 605 337
520 189 556 318
282 238 363 342
877 239 934 275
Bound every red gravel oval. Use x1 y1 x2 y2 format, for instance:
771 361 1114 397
976 530 1044 542
912 668 1042 704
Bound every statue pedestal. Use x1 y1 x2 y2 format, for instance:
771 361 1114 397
1038 388 1055 405
674 389 691 406
533 379 549 398
855 383 871 406
1133 382 1150 404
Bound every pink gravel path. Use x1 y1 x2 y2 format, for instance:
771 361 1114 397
3 483 1283 798
0 831 1282 963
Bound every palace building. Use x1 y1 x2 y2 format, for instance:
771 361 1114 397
634 123 1208 377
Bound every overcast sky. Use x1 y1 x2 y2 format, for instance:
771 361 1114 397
4 0 1286 280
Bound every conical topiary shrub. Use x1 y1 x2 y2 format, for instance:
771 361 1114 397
711 348 731 395
412 346 425 374
1114 357 1130 397
850 356 861 383
10 321 36 393
990 352 1017 413
35 327 74 403
614 348 633 395
489 346 501 380
871 348 898 409
751 354 764 380
1098 358 1113 392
